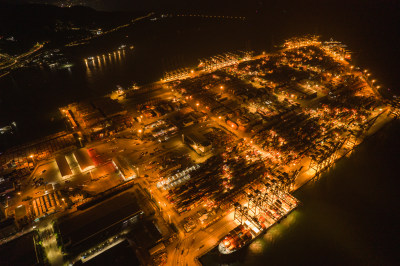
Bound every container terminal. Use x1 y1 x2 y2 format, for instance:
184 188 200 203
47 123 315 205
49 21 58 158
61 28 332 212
1 36 399 266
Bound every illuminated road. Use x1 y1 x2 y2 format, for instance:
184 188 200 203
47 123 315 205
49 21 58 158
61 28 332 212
38 222 64 266
167 213 238 266
0 43 44 74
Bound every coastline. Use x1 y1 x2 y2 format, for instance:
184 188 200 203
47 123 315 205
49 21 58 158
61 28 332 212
292 110 394 192
195 113 396 265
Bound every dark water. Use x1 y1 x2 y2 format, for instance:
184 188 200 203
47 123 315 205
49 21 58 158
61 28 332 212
1 2 399 147
200 120 400 265
0 17 253 149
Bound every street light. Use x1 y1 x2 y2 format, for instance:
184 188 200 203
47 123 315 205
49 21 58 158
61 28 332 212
29 154 36 164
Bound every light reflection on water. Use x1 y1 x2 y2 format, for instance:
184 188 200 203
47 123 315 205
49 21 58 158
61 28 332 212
248 210 301 255
84 49 128 83
199 210 303 265
85 49 127 72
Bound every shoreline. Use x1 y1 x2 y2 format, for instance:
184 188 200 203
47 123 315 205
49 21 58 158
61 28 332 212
292 110 394 193
195 114 396 264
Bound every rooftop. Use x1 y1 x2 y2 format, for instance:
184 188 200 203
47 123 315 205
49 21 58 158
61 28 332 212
59 192 142 249
83 239 140 266
0 232 39 266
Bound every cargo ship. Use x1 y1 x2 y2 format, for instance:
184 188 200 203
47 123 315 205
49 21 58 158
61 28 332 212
218 225 254 254
218 192 300 255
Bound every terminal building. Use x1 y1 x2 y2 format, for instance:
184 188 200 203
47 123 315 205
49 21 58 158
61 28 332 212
73 148 95 172
55 154 73 178
58 192 143 257
112 155 137 181
0 231 40 265
182 132 212 155
82 239 140 265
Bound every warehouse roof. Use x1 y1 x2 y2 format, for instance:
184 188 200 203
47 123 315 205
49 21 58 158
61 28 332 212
55 155 72 177
73 148 94 172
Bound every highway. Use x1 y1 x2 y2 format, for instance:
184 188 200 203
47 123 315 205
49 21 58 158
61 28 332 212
0 42 44 74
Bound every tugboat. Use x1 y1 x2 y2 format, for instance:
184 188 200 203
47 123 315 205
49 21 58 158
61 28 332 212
218 225 253 254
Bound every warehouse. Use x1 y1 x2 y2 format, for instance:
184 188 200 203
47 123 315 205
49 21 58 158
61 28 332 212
73 148 95 172
183 132 212 155
112 155 136 181
55 154 72 178
58 192 143 255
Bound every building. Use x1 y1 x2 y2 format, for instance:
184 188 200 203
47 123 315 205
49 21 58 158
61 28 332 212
148 242 165 256
183 132 212 155
55 154 72 178
92 98 126 118
0 231 39 265
0 218 17 239
0 178 15 196
73 148 95 172
82 239 140 265
128 220 163 250
31 190 63 219
58 192 143 256
112 155 136 181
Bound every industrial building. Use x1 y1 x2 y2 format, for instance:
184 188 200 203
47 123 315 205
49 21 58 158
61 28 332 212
31 190 63 219
183 132 212 155
58 192 143 256
0 231 40 265
112 155 136 181
82 239 140 265
55 154 72 178
73 148 95 172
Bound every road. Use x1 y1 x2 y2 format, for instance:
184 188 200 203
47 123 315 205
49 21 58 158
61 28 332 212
38 222 64 266
167 213 238 266
0 43 43 71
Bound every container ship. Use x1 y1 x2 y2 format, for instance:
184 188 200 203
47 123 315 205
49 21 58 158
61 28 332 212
218 225 253 254
218 191 300 254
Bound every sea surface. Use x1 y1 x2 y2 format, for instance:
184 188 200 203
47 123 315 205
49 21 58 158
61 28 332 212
0 17 257 149
1 6 399 147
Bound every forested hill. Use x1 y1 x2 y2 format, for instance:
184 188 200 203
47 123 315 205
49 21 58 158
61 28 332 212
0 3 144 53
